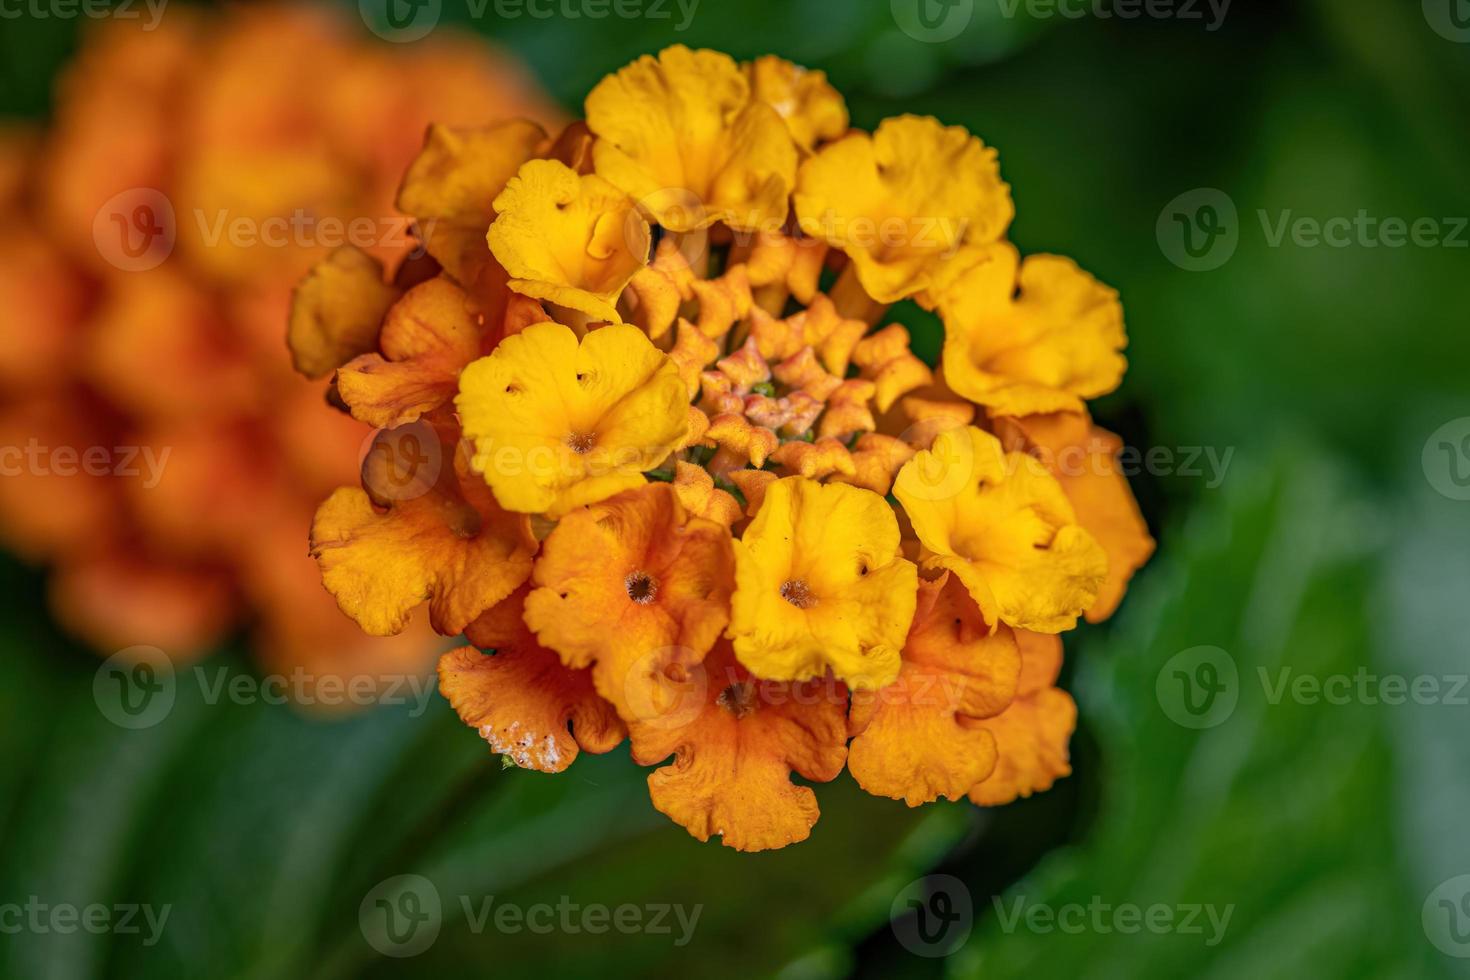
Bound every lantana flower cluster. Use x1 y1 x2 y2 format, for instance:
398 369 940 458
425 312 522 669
293 45 1154 850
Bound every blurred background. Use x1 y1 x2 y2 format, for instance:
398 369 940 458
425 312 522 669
1 0 1468 977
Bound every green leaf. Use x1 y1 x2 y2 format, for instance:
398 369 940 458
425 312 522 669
952 448 1456 979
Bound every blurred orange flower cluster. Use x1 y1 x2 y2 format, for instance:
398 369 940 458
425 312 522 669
0 5 556 689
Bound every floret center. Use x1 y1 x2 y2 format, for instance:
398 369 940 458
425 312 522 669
625 571 658 604
717 682 757 719
780 579 817 609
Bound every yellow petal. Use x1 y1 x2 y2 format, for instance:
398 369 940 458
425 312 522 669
488 158 649 322
893 426 1106 634
587 45 797 232
730 477 917 689
795 114 1013 302
992 412 1154 622
746 56 848 151
457 321 690 516
938 243 1127 415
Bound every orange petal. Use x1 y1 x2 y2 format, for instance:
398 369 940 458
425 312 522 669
853 324 933 413
723 468 777 517
669 319 722 397
768 437 856 480
523 483 734 720
85 267 262 422
833 433 916 496
967 632 1074 805
0 230 87 395
620 238 697 341
689 265 752 340
629 643 848 852
395 120 548 287
335 276 489 428
849 573 1020 805
288 245 401 379
445 588 625 773
310 449 536 637
672 461 744 529
704 413 779 469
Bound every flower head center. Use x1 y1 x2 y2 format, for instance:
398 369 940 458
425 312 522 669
779 578 817 609
566 431 597 454
717 682 757 719
624 571 658 604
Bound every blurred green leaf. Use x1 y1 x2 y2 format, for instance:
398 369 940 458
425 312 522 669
952 448 1457 979
0 634 971 979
